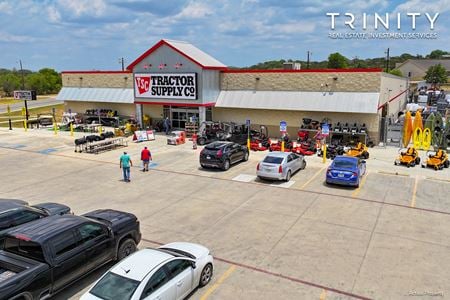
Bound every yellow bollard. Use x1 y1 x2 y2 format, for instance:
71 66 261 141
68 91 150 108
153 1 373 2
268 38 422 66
322 144 327 163
247 138 250 150
24 120 27 132
281 141 285 152
70 123 74 137
53 122 57 135
98 125 102 135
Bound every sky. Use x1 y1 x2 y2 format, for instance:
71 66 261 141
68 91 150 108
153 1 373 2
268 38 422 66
0 0 449 72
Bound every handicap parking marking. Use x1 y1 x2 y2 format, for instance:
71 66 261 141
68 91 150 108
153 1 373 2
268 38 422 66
37 148 58 155
0 143 26 149
149 162 159 168
232 174 257 182
270 180 296 188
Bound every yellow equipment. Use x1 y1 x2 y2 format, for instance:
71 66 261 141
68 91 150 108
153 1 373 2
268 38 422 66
421 149 449 170
394 147 420 168
346 142 369 159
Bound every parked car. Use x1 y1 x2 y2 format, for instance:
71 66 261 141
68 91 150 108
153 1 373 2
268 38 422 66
0 209 141 300
81 242 213 300
256 152 306 182
0 199 71 235
200 141 249 170
325 155 366 187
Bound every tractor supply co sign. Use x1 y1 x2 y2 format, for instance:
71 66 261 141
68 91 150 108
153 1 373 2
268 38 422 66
134 73 197 100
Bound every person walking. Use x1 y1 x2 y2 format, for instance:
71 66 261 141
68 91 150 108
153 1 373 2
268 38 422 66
141 146 152 172
119 151 133 182
313 127 325 150
164 117 171 135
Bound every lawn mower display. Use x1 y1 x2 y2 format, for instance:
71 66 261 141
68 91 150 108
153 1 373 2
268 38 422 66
269 134 293 152
421 149 449 170
394 147 420 168
291 139 317 156
250 125 270 151
345 142 369 159
317 144 345 159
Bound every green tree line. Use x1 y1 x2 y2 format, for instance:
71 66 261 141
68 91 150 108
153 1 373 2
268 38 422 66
245 49 450 73
0 68 61 96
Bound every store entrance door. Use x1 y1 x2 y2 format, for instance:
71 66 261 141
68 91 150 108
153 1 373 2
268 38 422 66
171 107 199 129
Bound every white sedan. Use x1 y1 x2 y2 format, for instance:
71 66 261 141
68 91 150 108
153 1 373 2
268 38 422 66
81 242 214 300
257 151 306 181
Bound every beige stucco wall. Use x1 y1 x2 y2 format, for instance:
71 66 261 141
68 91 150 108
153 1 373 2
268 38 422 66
220 72 381 92
213 107 379 141
62 73 133 89
379 74 408 118
64 101 136 117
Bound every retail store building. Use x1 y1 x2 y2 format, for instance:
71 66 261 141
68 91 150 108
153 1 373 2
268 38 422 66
57 39 408 143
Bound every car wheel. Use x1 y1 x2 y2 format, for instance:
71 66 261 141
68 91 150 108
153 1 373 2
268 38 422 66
285 170 291 182
199 263 213 287
223 159 230 171
415 157 421 165
117 238 136 261
200 164 206 169
243 151 249 162
302 160 307 169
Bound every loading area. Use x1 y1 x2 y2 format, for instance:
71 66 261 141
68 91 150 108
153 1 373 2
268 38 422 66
0 129 449 299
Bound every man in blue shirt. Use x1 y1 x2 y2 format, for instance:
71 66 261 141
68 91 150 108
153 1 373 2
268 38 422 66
119 151 133 182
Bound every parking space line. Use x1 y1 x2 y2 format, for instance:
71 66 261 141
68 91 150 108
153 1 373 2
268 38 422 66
4 145 450 217
320 289 327 299
300 166 326 190
200 265 236 300
410 175 419 208
352 171 369 198
141 238 372 300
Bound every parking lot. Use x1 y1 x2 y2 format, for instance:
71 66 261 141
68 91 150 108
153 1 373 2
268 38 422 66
1 128 450 300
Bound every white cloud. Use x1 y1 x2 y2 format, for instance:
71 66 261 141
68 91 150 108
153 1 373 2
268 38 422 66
0 1 12 14
0 31 36 43
394 0 450 13
57 0 107 17
175 1 212 19
47 6 62 23
275 21 316 34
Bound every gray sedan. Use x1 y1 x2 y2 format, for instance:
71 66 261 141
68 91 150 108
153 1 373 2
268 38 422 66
256 152 306 181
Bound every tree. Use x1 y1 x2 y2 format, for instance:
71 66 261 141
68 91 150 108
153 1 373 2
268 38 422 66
327 53 348 69
424 64 448 84
0 73 21 96
427 50 449 59
388 69 403 77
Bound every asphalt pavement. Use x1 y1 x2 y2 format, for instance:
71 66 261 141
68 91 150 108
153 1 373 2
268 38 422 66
0 98 61 113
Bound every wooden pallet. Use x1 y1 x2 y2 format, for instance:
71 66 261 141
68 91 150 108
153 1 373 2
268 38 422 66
185 122 198 137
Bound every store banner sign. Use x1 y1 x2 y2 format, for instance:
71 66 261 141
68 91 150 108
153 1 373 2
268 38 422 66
134 73 197 100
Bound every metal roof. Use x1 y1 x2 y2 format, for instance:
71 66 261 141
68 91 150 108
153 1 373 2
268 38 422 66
216 91 380 114
127 39 227 70
56 87 134 103
396 59 450 71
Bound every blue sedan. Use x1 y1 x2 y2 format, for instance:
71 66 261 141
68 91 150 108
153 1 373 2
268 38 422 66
326 156 366 187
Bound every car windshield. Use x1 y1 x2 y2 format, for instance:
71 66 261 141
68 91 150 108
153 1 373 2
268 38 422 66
263 156 284 164
333 160 356 169
205 143 226 150
90 272 140 300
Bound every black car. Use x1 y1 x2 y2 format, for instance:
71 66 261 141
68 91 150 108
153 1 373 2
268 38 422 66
200 141 249 170
0 199 71 235
0 210 141 300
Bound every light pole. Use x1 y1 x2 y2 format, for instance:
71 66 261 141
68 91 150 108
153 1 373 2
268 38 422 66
118 58 125 71
306 51 311 69
19 60 29 125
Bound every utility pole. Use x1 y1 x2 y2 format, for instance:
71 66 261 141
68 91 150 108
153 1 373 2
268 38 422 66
385 48 390 72
118 58 124 71
19 60 29 124
306 51 311 69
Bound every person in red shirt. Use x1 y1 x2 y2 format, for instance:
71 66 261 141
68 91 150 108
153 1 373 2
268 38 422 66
141 146 152 172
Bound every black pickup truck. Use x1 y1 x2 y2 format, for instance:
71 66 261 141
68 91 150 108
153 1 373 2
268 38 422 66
0 209 141 300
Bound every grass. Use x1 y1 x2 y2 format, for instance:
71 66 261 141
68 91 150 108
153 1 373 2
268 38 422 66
0 104 64 128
